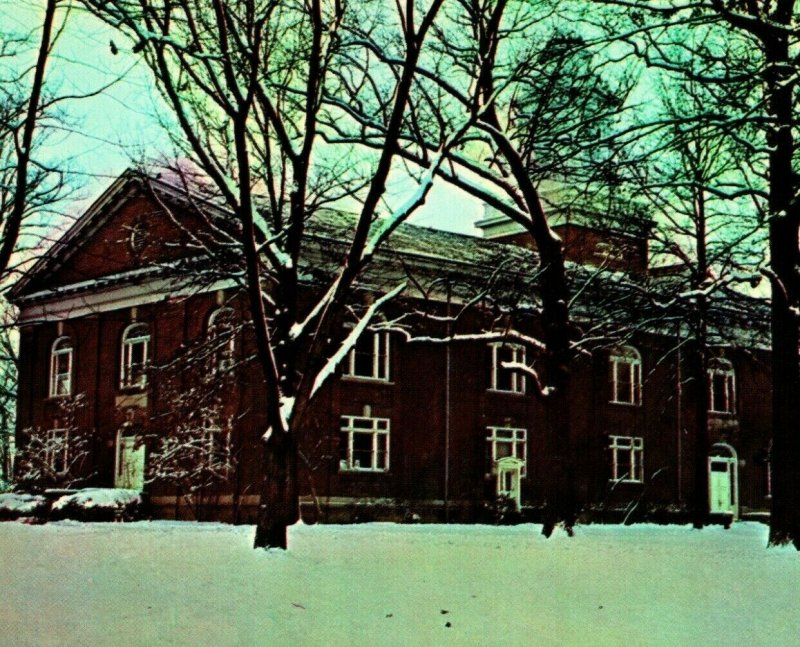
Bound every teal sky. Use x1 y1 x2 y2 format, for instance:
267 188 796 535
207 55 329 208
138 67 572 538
2 1 483 236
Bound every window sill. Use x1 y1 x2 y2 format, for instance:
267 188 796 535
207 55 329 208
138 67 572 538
608 479 644 485
708 410 736 417
339 469 390 475
487 389 527 397
47 393 71 401
341 376 393 385
119 385 147 393
609 400 642 408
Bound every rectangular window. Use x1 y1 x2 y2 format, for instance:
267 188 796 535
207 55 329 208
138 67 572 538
486 426 527 476
709 370 735 414
340 415 390 472
344 331 390 381
489 343 526 394
49 338 73 397
45 428 69 474
609 435 644 483
610 354 642 405
3 431 15 478
202 421 232 473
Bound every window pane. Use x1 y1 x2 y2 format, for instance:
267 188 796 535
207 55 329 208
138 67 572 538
376 434 388 470
495 346 514 391
496 441 512 459
352 432 373 469
353 347 373 376
339 431 349 465
712 374 729 411
616 364 633 402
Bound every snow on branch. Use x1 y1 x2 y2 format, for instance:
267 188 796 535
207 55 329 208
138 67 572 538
500 360 555 399
289 277 340 341
394 329 547 352
310 282 407 398
362 150 445 261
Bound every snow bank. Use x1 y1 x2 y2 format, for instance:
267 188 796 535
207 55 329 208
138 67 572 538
50 488 143 521
0 521 798 646
0 492 47 519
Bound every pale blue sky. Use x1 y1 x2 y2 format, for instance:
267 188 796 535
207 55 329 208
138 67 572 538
3 0 483 236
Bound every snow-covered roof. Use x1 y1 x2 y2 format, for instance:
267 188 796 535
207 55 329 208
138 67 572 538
10 169 770 349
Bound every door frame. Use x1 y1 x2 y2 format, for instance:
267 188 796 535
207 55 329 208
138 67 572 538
708 442 738 519
115 425 145 490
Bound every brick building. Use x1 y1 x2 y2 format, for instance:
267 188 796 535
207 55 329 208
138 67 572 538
8 171 774 523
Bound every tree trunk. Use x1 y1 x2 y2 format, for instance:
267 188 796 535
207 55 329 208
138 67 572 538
541 382 576 537
692 187 709 530
768 214 800 548
762 29 800 548
690 339 709 529
253 430 299 549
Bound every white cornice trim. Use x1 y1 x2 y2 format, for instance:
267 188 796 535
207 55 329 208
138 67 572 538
17 274 238 324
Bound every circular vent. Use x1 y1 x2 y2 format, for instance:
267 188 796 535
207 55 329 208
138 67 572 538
129 223 148 254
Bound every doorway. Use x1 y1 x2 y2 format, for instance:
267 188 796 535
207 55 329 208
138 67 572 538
708 443 738 518
115 427 145 490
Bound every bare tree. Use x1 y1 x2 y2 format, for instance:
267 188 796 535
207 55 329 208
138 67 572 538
0 0 67 280
592 0 800 548
14 393 91 491
0 0 72 490
80 0 458 548
0 311 16 485
326 0 637 535
629 75 766 527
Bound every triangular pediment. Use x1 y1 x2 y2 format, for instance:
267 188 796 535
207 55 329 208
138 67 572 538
10 171 211 301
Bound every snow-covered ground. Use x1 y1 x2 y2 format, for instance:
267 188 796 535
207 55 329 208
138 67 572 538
0 521 798 647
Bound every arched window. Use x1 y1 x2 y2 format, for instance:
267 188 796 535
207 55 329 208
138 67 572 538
609 345 642 405
708 358 736 414
120 323 150 389
208 307 236 372
49 336 73 397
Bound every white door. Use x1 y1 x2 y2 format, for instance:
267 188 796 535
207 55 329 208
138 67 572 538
115 434 145 490
495 457 524 510
709 458 737 516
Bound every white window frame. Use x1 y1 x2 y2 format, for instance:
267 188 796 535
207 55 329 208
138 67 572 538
120 323 150 389
200 418 232 472
208 307 236 372
49 336 73 397
610 346 642 406
708 359 736 414
609 435 644 483
344 330 390 381
45 427 69 473
486 426 527 476
4 431 16 478
488 343 527 394
339 414 390 473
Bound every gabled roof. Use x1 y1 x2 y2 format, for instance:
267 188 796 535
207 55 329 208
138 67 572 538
10 169 541 305
11 169 770 349
9 168 230 302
